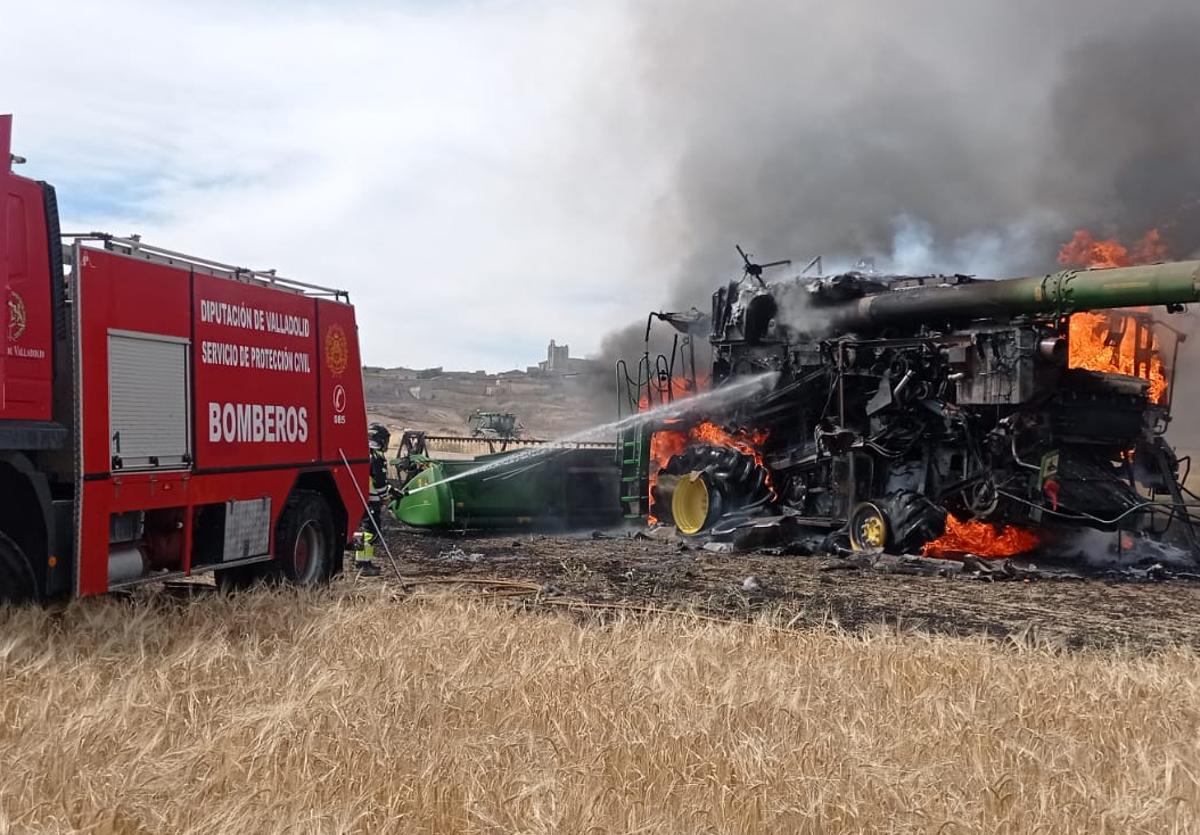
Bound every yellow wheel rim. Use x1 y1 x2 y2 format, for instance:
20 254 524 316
850 503 888 551
859 516 885 547
672 472 711 536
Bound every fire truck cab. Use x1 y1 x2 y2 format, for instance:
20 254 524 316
1 115 370 601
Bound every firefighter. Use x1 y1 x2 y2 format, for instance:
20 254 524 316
357 423 392 577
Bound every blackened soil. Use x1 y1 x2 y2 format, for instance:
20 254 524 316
373 523 1200 651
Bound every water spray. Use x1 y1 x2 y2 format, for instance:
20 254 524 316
400 371 779 498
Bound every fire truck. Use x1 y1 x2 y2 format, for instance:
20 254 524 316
0 115 369 602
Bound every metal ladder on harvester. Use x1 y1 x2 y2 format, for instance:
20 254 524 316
615 356 653 520
617 424 649 520
614 314 705 523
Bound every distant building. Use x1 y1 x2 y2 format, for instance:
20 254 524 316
545 340 570 373
536 339 601 376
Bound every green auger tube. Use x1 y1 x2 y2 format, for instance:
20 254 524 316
826 260 1200 332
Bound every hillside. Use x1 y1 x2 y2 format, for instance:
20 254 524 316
363 365 615 439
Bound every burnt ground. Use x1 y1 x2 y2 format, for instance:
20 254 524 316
374 521 1200 651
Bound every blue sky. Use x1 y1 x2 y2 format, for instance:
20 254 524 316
2 0 674 371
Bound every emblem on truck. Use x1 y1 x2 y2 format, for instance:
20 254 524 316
7 290 26 341
324 323 349 376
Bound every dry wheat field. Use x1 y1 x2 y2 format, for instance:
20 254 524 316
0 585 1197 834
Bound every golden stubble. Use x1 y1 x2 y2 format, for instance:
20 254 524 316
0 585 1196 834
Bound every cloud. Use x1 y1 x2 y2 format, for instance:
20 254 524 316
2 0 670 371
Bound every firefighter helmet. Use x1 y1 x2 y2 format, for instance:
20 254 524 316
368 422 391 451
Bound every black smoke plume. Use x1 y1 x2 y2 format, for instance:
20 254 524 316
600 1 1200 447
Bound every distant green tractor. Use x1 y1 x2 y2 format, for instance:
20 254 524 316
469 411 523 440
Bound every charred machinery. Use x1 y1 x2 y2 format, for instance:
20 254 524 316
621 256 1200 558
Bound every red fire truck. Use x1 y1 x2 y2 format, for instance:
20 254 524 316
0 115 369 602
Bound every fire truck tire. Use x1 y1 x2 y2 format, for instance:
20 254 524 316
277 491 336 587
0 530 38 604
214 561 278 593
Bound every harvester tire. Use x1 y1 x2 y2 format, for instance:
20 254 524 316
277 491 336 587
655 444 772 536
883 490 947 554
849 491 946 555
848 501 889 552
0 530 38 604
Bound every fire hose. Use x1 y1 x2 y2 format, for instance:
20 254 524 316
339 448 404 582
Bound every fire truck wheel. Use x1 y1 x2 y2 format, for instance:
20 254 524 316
277 491 336 587
0 530 38 604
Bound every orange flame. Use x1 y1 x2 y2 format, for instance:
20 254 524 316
1132 228 1169 264
647 420 771 524
1057 230 1131 268
922 515 1039 559
1056 227 1171 404
1057 228 1166 269
1068 312 1168 403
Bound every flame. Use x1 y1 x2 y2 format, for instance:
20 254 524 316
689 421 771 470
922 515 1039 559
647 420 771 524
1057 228 1166 269
1057 228 1171 404
1068 312 1168 403
1057 230 1131 268
1132 229 1169 264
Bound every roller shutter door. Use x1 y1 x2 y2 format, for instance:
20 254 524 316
108 332 190 470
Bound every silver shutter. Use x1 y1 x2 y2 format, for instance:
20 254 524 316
108 332 191 470
222 498 272 560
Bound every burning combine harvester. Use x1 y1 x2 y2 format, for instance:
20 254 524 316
618 253 1200 562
